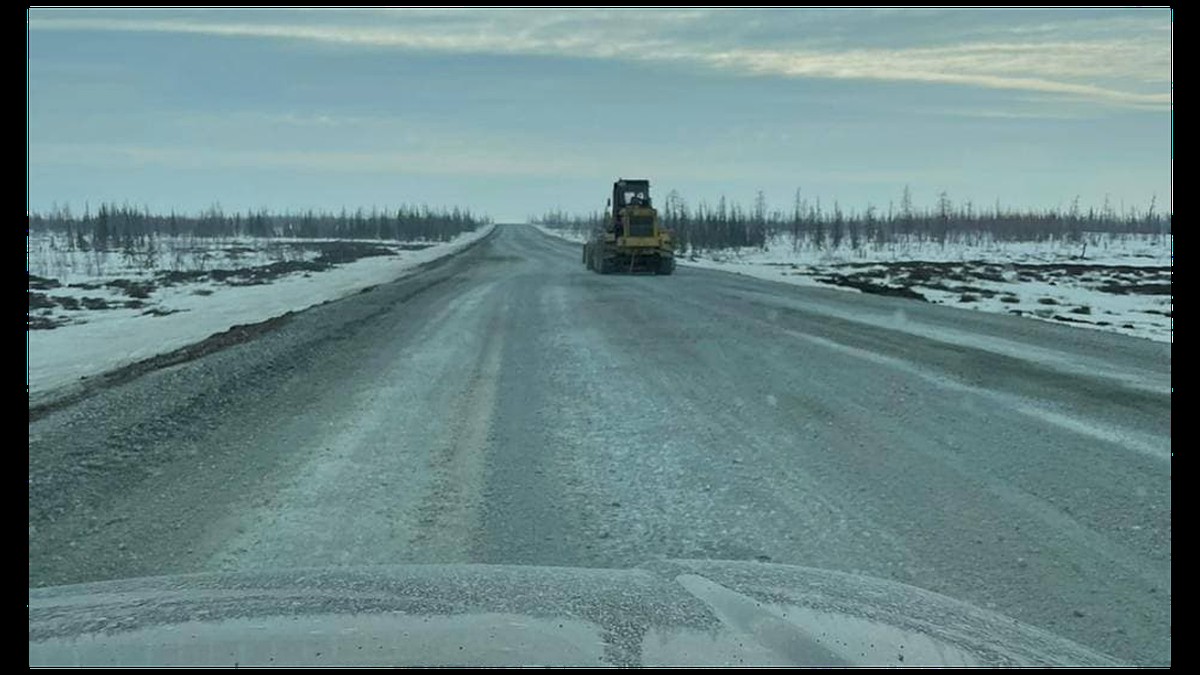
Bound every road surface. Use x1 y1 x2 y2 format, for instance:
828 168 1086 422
28 224 1171 665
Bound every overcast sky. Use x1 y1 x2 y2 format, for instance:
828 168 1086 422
28 8 1171 223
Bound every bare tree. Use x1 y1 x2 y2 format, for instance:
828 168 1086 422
792 188 803 253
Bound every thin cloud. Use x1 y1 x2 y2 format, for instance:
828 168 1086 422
704 46 1166 107
29 11 1169 108
920 107 1093 121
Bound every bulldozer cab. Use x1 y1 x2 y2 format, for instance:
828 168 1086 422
613 179 652 212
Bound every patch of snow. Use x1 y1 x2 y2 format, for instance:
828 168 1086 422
28 225 495 398
532 225 1172 343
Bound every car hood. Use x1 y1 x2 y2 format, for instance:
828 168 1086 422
29 559 1118 667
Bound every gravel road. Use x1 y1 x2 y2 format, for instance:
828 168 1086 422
29 224 1171 665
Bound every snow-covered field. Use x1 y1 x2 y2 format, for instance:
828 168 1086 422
28 225 495 399
534 225 1172 344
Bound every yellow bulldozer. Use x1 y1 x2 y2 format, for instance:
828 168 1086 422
583 179 675 275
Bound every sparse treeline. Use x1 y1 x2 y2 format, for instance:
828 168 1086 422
28 202 491 250
534 188 1171 253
